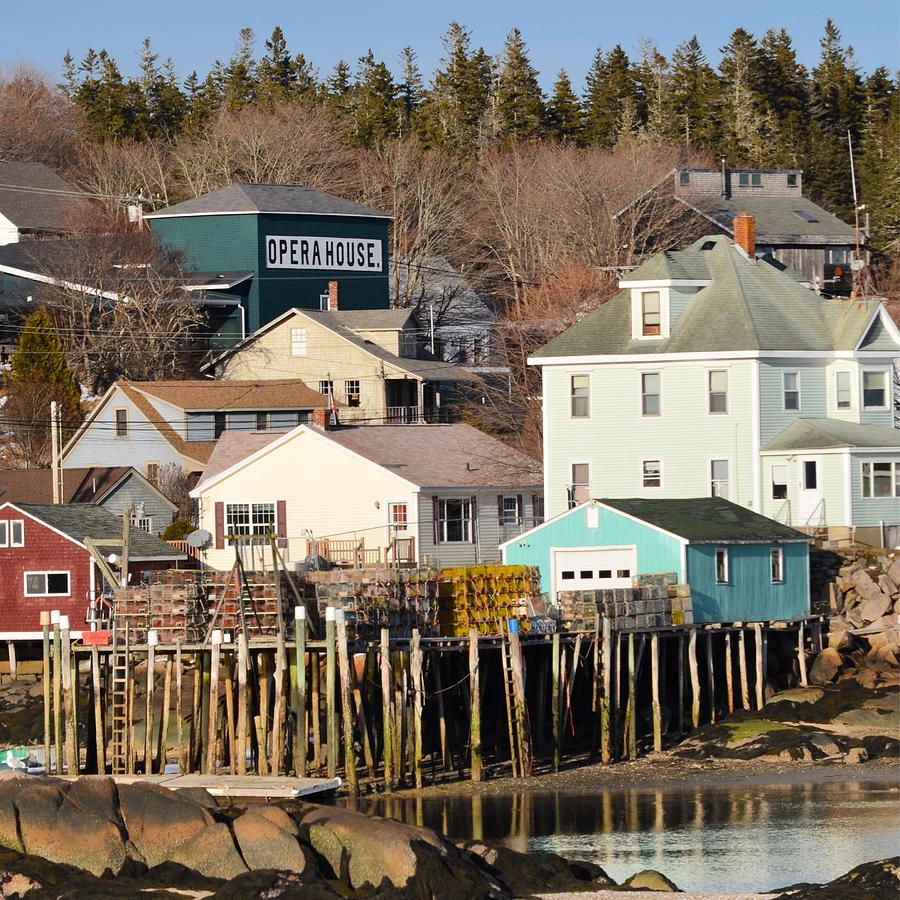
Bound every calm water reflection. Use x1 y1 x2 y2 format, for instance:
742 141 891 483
344 781 900 893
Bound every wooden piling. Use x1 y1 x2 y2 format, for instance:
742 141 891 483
738 628 751 710
677 633 685 734
688 628 700 729
705 631 716 725
380 628 394 787
41 619 51 773
311 651 322 770
144 638 156 773
508 623 531 777
175 643 184 774
206 636 220 774
52 621 62 774
223 652 236 774
91 645 105 774
651 632 661 753
157 654 173 774
468 628 482 782
753 623 764 710
236 634 248 775
325 609 337 779
60 623 77 775
335 612 358 794
272 631 287 775
294 607 307 776
351 651 374 776
432 653 450 772
797 624 808 687
551 632 561 771
600 616 612 764
626 633 637 760
410 629 424 789
190 653 202 769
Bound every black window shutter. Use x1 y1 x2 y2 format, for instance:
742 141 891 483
471 495 478 544
432 495 440 544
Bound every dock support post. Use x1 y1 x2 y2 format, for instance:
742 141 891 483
551 632 561 771
753 623 764 710
688 627 700 729
236 634 248 776
206 634 221 774
725 632 734 715
380 627 394 787
175 643 184 774
468 628 482 782
351 650 374 776
52 616 62 774
223 651 235 775
7 642 16 682
600 616 612 764
335 610 357 794
677 633 685 734
738 629 750 710
626 633 637 760
325 608 337 779
311 651 322 770
294 607 307 776
145 634 156 773
433 653 450 772
158 653 173 774
91 645 105 774
410 629 424 789
651 632 661 753
60 619 77 775
797 623 808 687
705 631 716 725
272 631 287 775
41 616 51 773
509 623 531 777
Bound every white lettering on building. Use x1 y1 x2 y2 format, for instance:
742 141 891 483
265 235 383 272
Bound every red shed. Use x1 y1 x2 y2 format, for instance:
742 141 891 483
0 502 184 638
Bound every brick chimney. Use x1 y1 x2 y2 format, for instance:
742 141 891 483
733 213 756 259
312 407 329 429
327 280 339 310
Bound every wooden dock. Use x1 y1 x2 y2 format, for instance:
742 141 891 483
60 773 342 799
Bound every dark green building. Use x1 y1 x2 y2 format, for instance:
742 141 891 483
145 183 391 336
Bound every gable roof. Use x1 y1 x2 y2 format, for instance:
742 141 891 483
761 418 900 452
11 503 184 559
601 497 810 543
532 235 884 359
0 161 79 233
145 183 390 220
0 466 175 510
329 309 416 330
125 379 331 411
194 423 542 493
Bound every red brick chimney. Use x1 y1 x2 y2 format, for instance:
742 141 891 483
733 212 756 258
327 280 339 310
312 407 329 429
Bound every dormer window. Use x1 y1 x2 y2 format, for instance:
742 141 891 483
641 292 661 336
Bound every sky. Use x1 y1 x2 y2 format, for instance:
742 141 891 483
2 0 898 92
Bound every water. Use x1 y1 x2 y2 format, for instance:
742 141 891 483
345 780 900 893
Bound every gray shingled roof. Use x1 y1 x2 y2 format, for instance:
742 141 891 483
145 183 390 219
602 497 810 542
331 309 416 330
0 161 78 233
533 235 879 359
17 503 184 559
762 418 900 452
679 194 856 243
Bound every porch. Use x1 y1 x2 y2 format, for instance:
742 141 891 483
306 536 417 568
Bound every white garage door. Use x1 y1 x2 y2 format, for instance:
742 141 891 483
553 546 637 595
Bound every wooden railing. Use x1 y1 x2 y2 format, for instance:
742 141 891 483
166 540 201 565
307 536 417 568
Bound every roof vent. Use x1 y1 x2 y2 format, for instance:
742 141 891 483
700 241 717 251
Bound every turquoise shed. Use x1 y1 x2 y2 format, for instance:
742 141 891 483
501 497 811 623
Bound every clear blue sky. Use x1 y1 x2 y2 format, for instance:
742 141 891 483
3 0 898 91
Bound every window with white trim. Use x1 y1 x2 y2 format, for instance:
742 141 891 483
715 548 729 584
708 370 728 414
388 502 408 533
862 370 887 409
145 463 159 485
570 374 590 418
783 372 800 411
225 502 276 545
318 380 333 398
771 547 784 583
345 380 360 407
835 371 852 410
115 408 129 437
500 495 520 525
24 571 70 597
710 459 730 498
437 498 472 543
861 461 900 498
771 464 788 500
641 372 660 416
569 463 590 507
10 520 23 547
641 292 661 336
290 327 307 356
131 516 154 533
642 459 661 488
0 521 6 547
319 294 329 311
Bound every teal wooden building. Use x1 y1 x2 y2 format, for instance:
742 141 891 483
501 497 811 623
145 183 391 338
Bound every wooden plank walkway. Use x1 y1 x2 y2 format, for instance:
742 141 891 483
59 773 341 799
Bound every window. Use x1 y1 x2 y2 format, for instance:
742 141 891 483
617 569 631 579
145 463 159 485
794 209 819 223
319 294 329 311
783 372 800 411
290 327 307 356
570 374 590 418
641 292 661 336
115 409 128 437
318 380 333 399
569 463 590 507
710 459 730 498
10 520 24 547
803 460 817 490
708 370 728 414
24 572 70 597
131 516 153 532
771 547 784 583
214 412 227 439
642 459 661 488
561 571 575 581
862 371 887 409
580 570 593 579
786 173 797 187
827 247 852 265
771 465 788 500
225 502 276 545
256 412 269 430
739 172 762 187
437 498 472 543
715 548 729 584
835 371 852 410
0 521 6 547
388 502 408 532
679 171 690 185
532 494 545 524
861 461 899 498
641 372 660 416
500 496 520 525
345 380 360 407
398 333 417 357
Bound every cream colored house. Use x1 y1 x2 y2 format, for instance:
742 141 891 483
190 420 543 571
202 306 479 424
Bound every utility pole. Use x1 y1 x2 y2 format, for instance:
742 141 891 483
50 402 61 504
429 303 435 356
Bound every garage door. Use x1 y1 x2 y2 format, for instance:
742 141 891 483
553 547 637 595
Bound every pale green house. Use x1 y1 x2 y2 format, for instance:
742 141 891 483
531 232 900 546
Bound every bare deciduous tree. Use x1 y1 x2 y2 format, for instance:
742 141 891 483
155 462 193 518
74 139 174 210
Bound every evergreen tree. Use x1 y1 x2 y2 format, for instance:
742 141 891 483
757 29 808 166
221 27 258 109
2 307 83 467
584 45 638 147
324 59 353 119
495 28 545 142
60 51 78 98
353 50 398 147
546 69 583 142
635 41 674 140
859 78 900 249
185 71 221 127
257 26 294 107
397 46 425 136
718 28 765 164
669 36 720 150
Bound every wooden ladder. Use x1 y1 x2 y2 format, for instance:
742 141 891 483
500 632 521 777
109 622 131 774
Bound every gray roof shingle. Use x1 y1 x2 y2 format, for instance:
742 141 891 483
145 183 390 219
761 418 900 452
0 161 79 233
